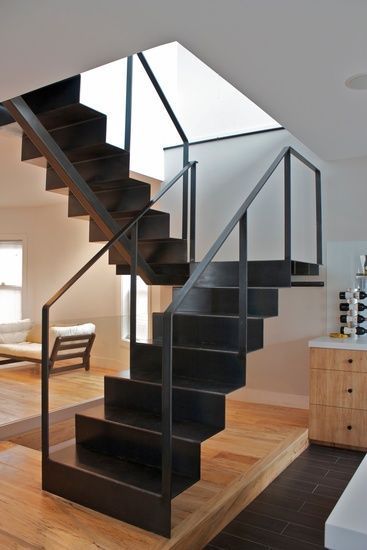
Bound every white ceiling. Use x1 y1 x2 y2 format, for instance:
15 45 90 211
1 1 367 160
0 130 64 207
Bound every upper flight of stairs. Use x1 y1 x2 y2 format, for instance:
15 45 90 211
1 75 321 537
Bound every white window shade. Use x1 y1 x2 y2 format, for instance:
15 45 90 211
121 275 150 341
0 241 23 322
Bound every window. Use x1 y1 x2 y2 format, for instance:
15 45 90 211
0 241 23 322
121 275 150 341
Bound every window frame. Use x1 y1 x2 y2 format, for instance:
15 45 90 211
0 236 27 321
120 275 152 344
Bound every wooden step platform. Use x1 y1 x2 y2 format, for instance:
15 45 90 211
0 363 112 439
0 401 308 549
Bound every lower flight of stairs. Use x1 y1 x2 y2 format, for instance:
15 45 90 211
1 75 321 537
43 259 293 536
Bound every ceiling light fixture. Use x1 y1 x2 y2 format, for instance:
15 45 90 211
345 73 367 90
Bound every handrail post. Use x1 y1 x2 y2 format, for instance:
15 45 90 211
238 213 248 361
130 223 138 362
124 56 133 152
315 169 322 264
41 305 50 466
161 311 173 518
182 142 189 240
284 149 291 262
189 162 196 263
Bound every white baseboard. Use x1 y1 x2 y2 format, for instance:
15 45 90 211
91 355 128 370
228 387 309 409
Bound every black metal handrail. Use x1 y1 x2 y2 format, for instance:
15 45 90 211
125 52 191 241
159 145 322 505
40 160 197 462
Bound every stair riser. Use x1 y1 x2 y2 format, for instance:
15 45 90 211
116 263 190 285
291 261 320 276
132 343 245 387
46 154 130 190
109 240 187 265
43 459 171 537
173 287 278 317
68 186 150 217
89 213 170 242
105 377 225 429
193 260 291 288
22 116 107 163
0 76 81 128
153 313 263 352
76 415 200 478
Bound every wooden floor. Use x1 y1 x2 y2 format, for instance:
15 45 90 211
0 363 109 436
0 402 308 549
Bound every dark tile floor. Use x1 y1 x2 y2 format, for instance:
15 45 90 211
206 444 365 550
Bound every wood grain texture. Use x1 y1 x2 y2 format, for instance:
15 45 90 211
309 404 367 450
9 417 75 450
0 363 110 430
309 347 367 450
0 402 308 549
310 347 367 373
310 368 367 410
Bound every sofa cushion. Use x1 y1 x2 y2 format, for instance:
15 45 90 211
49 323 96 350
50 323 96 339
0 342 41 361
0 319 33 344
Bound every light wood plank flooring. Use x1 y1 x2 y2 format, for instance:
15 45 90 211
0 401 308 549
0 363 111 432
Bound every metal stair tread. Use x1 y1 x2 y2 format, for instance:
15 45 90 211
134 339 240 356
129 238 185 243
80 404 220 443
86 177 149 191
129 368 242 395
87 179 149 194
110 209 169 219
36 103 106 130
47 142 128 164
163 311 268 319
191 285 280 290
50 442 195 498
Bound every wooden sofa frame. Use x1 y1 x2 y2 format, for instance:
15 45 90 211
0 333 96 375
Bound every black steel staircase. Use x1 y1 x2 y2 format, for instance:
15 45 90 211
0 58 322 537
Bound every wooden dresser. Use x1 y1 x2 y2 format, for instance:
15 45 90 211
309 336 367 451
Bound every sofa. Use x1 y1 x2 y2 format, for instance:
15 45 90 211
0 319 96 374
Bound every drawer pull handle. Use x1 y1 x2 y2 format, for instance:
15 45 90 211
348 359 353 364
347 425 352 431
347 388 353 393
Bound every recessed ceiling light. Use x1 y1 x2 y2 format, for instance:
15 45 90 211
345 73 367 90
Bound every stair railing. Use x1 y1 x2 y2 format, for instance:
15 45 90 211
124 53 191 248
38 160 196 464
159 146 322 509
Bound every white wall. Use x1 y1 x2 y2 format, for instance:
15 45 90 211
176 45 278 141
0 203 129 370
162 129 319 264
323 156 367 334
80 43 279 180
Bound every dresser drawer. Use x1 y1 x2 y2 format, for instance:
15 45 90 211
310 369 367 409
310 348 367 373
309 404 367 449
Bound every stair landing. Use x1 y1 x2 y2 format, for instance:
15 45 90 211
0 401 308 549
